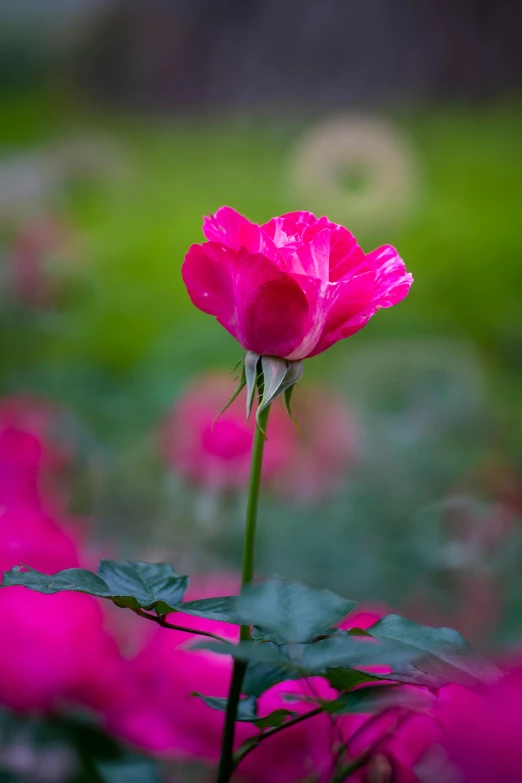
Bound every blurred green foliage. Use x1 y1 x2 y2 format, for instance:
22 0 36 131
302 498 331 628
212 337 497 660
1 94 521 377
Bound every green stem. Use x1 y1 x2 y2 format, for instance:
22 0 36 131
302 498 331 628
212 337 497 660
215 403 271 783
132 608 228 644
240 403 271 603
233 706 325 768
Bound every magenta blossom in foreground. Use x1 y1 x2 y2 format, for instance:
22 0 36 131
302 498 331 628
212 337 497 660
0 587 124 714
0 471 125 715
182 207 412 360
434 667 522 783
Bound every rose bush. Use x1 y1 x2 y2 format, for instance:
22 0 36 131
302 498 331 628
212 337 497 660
182 207 412 359
103 574 331 782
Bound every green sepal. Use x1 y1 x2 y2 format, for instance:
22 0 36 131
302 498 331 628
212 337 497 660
213 360 246 422
256 356 304 434
244 351 261 419
283 385 299 426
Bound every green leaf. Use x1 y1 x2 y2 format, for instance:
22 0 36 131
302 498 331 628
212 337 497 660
242 660 299 697
368 614 502 688
253 708 296 729
298 633 418 674
194 635 409 682
236 577 357 643
377 663 449 689
96 758 162 783
2 561 189 615
192 693 258 722
244 351 260 419
178 596 239 623
324 684 434 715
3 565 110 596
325 668 381 691
193 640 293 669
98 561 189 613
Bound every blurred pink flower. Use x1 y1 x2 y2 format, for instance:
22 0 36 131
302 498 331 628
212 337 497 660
274 386 359 502
433 667 522 783
160 374 359 501
159 375 297 492
0 432 126 718
0 504 81 576
0 587 124 714
182 207 412 360
0 429 43 508
7 217 79 309
0 395 76 508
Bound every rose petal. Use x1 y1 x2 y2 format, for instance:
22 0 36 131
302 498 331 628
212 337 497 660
368 244 413 306
182 242 239 341
305 270 376 357
204 207 283 267
280 227 330 280
236 255 311 357
202 206 251 251
328 225 366 282
307 245 412 357
278 210 320 228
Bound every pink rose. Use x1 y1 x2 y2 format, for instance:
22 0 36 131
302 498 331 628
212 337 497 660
159 374 297 491
182 207 412 359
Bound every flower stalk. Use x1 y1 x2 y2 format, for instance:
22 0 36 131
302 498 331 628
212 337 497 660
215 402 271 783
